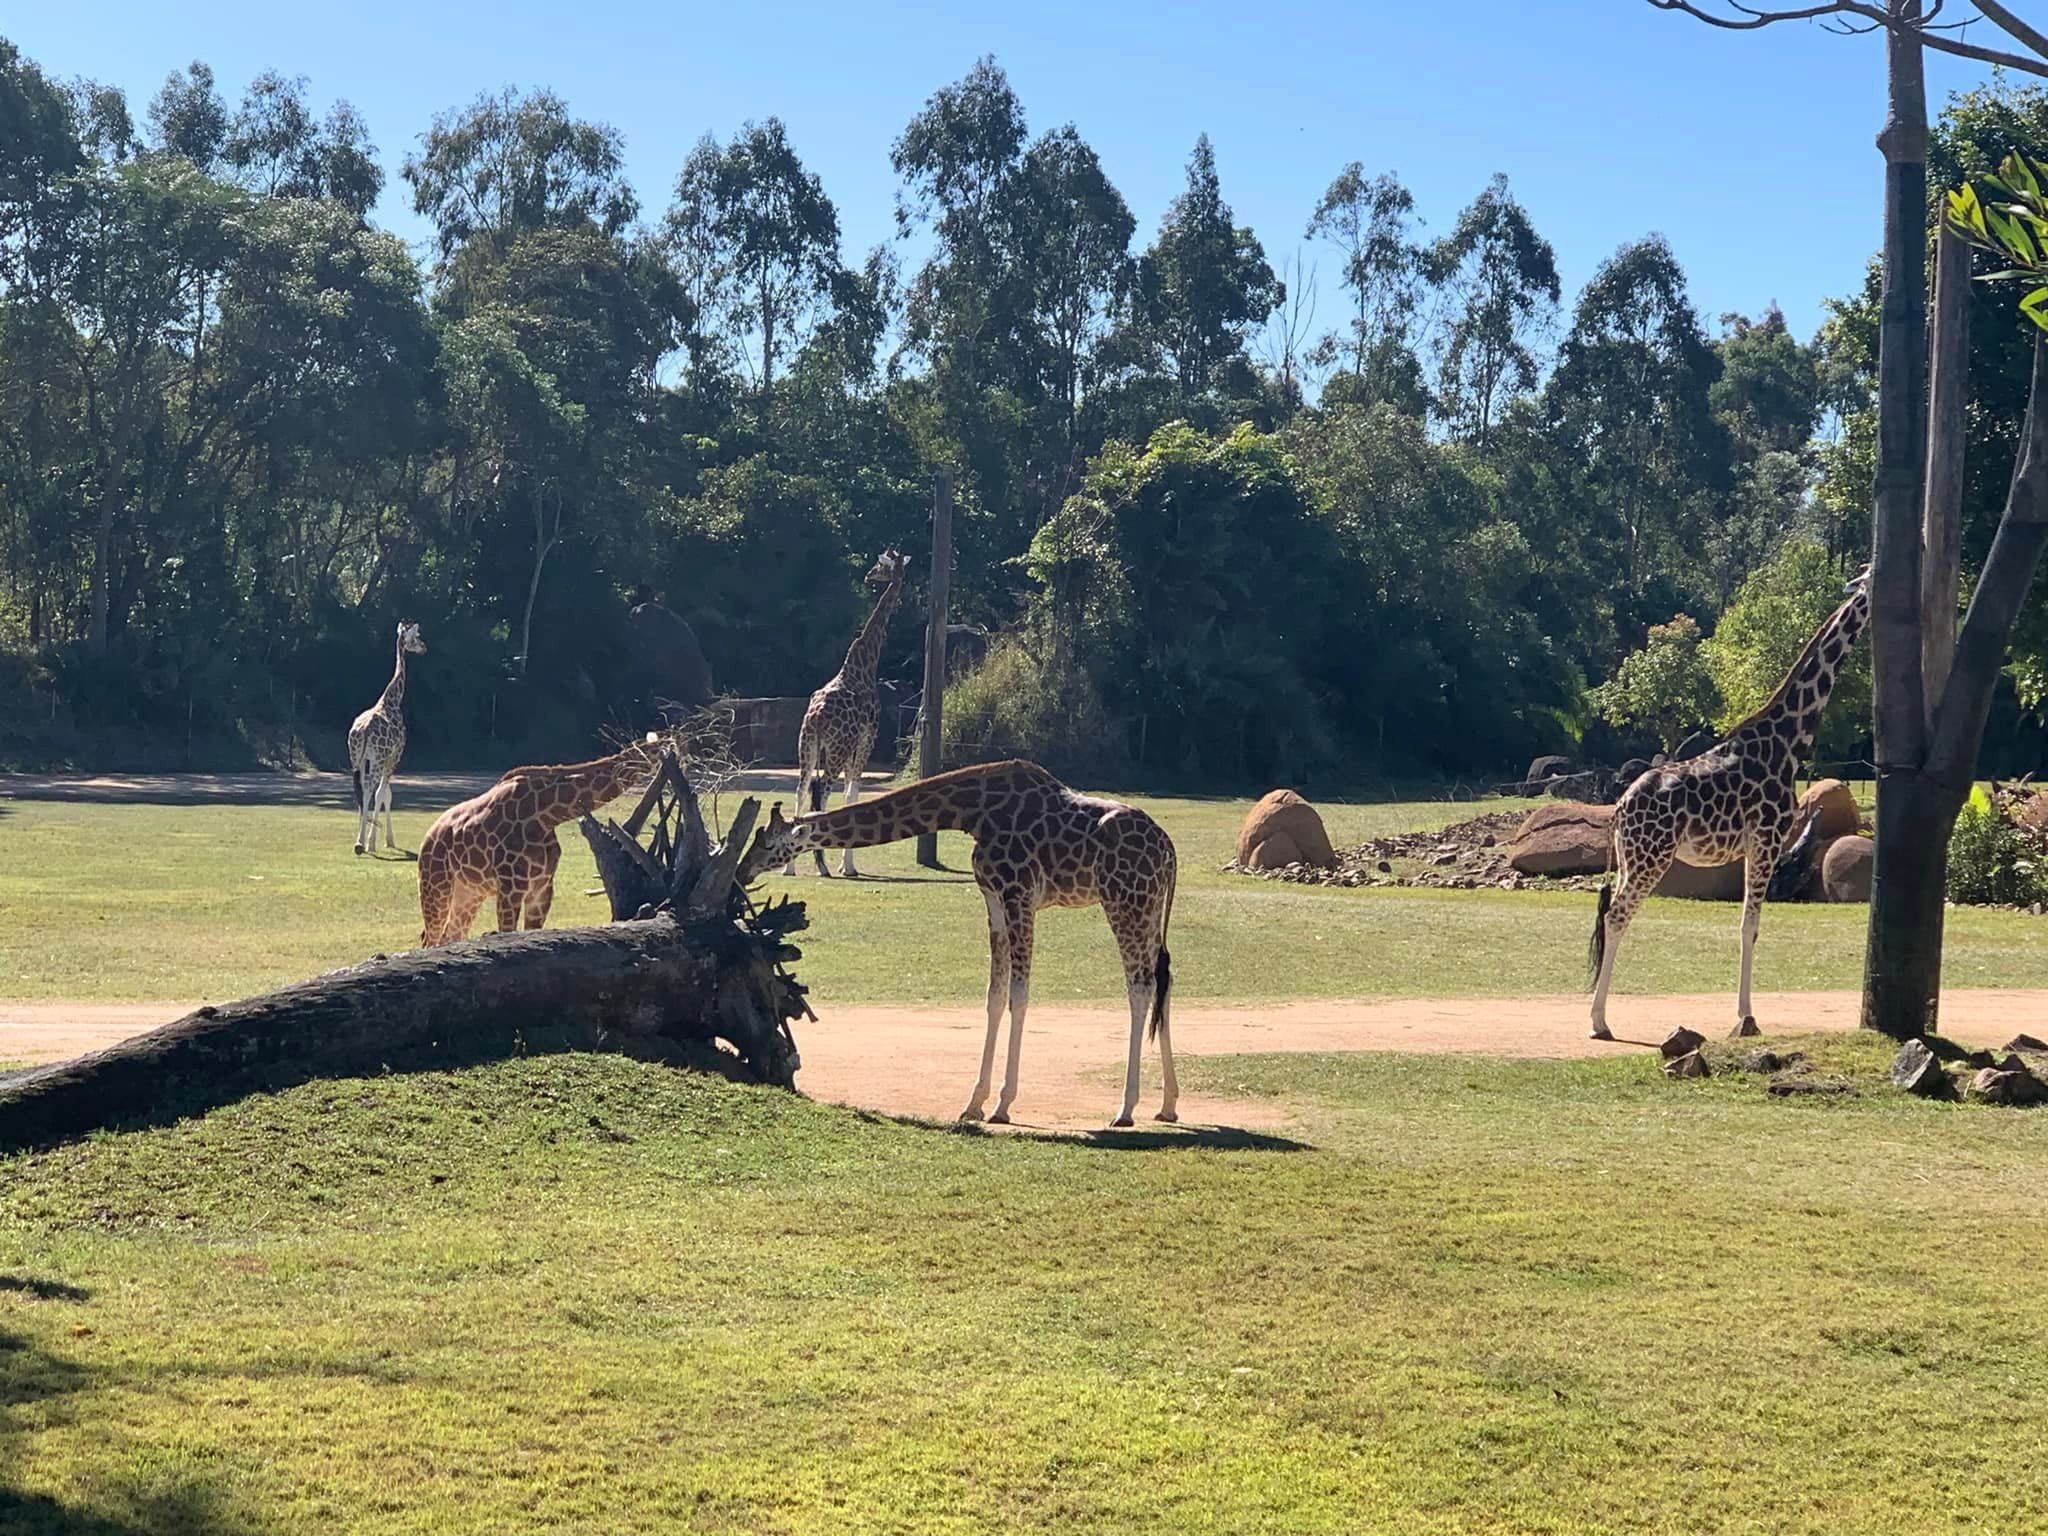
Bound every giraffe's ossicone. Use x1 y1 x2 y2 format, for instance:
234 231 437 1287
739 759 1181 1128
1589 567 1872 1041
791 549 911 878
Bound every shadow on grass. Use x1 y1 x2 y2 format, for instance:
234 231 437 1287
0 770 495 811
0 1276 91 1303
850 1107 1312 1153
0 1482 258 1536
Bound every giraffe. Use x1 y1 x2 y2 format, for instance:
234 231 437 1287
1589 567 1871 1041
417 736 660 946
347 620 427 856
739 759 1180 1128
790 549 911 877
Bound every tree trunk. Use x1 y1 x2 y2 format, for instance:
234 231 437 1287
0 915 801 1155
1861 1 1936 1039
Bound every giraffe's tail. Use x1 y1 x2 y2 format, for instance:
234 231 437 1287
1587 880 1613 990
352 764 365 816
1147 865 1177 1042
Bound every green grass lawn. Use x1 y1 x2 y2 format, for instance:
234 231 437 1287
1 788 2044 1005
4 1040 2047 1533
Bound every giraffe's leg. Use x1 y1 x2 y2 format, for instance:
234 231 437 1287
1736 833 1782 1032
524 879 555 930
353 750 373 856
783 767 805 877
960 886 1010 1122
1109 906 1169 1126
419 863 451 947
838 771 863 877
1589 842 1672 1040
494 885 522 933
989 905 1036 1125
448 886 488 943
379 772 397 851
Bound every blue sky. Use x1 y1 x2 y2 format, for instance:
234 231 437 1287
10 1 2009 345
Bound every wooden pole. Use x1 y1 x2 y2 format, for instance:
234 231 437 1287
916 470 953 868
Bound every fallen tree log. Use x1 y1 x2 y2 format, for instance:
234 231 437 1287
0 749 810 1154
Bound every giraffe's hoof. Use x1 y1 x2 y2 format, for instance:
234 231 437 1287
1154 1108 1179 1124
986 1108 1011 1126
1589 1025 1614 1041
1109 1114 1135 1129
1730 1016 1762 1039
957 1105 986 1123
353 845 364 857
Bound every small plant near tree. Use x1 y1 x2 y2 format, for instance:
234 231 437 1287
1946 785 2048 907
1588 613 1719 753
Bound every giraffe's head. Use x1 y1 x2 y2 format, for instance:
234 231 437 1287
738 802 801 885
865 550 911 591
398 620 427 655
1843 565 1872 603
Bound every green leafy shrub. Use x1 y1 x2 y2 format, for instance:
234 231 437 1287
1702 538 1871 762
1588 613 1720 753
1947 786 2048 906
941 636 1123 772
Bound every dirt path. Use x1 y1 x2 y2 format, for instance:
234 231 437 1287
4 991 2038 1133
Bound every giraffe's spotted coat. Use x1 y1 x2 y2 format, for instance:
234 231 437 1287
740 759 1180 1126
416 741 657 945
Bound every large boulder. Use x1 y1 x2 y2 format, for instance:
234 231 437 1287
1506 802 1615 876
1526 754 1573 785
1236 790 1335 871
1656 856 1747 901
1799 778 1862 840
1822 835 1875 902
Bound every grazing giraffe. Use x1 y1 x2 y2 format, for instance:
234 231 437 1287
790 549 911 877
417 736 659 946
1590 567 1871 1040
740 759 1180 1127
347 620 427 856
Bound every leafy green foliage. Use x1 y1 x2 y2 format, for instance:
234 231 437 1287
1588 614 1720 752
1947 785 2048 907
1702 539 1870 761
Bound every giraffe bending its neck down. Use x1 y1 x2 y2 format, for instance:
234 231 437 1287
791 549 911 878
741 759 1180 1127
1590 567 1871 1040
417 737 659 945
348 621 427 855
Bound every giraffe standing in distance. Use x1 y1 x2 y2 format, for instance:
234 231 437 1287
417 736 659 945
740 760 1180 1127
790 549 911 877
1590 568 1871 1040
348 620 427 856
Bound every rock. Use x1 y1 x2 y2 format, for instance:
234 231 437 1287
1768 1077 1856 1097
1798 778 1863 840
2001 1052 2034 1075
1506 802 1616 877
1822 835 1875 903
2005 1033 2048 1053
1664 1049 1710 1079
1617 758 1651 785
1729 1015 1761 1039
1661 1026 1707 1059
1526 754 1573 786
1375 860 1392 874
1236 790 1336 872
1656 856 1748 902
1966 1049 1999 1070
1889 1038 1954 1098
1245 830 1304 871
1964 1068 2046 1106
1741 1049 1784 1074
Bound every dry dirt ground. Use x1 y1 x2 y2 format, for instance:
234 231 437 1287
3 991 2032 1132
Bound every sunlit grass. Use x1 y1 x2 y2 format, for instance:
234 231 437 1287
1 789 2045 1005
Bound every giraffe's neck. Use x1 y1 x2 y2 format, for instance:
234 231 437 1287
508 748 653 830
1734 589 1872 758
782 760 1049 853
379 639 408 714
836 581 901 692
